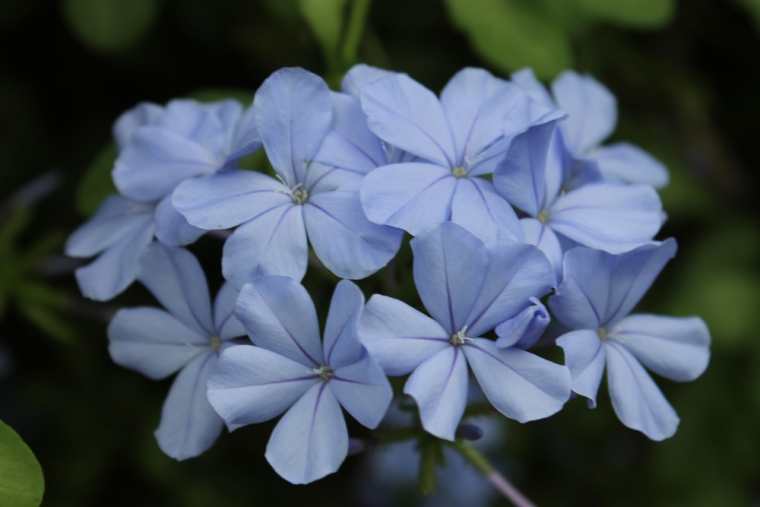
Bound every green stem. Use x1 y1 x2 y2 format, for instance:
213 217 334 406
341 0 371 66
453 440 536 507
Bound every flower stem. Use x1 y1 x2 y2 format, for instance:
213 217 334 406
452 440 536 507
341 0 371 66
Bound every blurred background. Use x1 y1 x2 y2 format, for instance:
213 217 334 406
1 0 759 505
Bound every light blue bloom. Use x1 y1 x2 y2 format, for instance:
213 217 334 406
355 67 562 244
173 67 403 285
207 277 392 484
107 244 245 460
361 222 570 441
494 120 666 278
549 240 710 440
512 68 669 188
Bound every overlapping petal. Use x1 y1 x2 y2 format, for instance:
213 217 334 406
322 280 365 368
555 330 606 406
590 142 669 188
331 353 393 428
494 298 550 349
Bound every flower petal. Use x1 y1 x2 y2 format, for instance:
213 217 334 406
213 282 246 340
549 239 677 329
590 142 669 188
254 68 332 186
113 102 164 150
155 352 223 460
341 64 397 97
108 307 208 380
331 353 393 428
464 338 571 422
304 190 403 279
360 295 450 375
266 383 348 484
360 162 457 236
138 243 214 336
521 217 562 284
235 276 324 367
323 280 365 368
154 194 205 247
450 177 521 245
555 329 606 407
551 71 617 155
173 170 292 230
404 346 468 441
494 298 550 349
510 68 554 108
610 314 710 382
222 203 307 285
605 342 679 441
228 103 261 161
360 73 456 167
207 345 318 430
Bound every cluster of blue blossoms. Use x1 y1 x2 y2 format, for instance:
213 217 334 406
66 65 711 484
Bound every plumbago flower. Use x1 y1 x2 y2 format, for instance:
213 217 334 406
494 120 665 277
65 99 258 301
360 222 571 440
355 67 562 244
207 277 392 484
107 244 245 459
512 68 669 188
549 241 710 440
173 67 403 285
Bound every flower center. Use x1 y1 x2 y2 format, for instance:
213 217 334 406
313 365 334 381
210 336 222 352
537 209 550 224
291 185 309 204
450 327 468 346
451 166 467 178
597 327 608 341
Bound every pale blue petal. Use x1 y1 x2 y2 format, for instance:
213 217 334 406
235 276 324 367
113 127 220 202
74 219 154 301
331 353 393 428
464 338 571 422
552 71 617 154
495 298 550 349
323 280 365 368
360 162 456 236
360 73 456 167
605 342 679 441
173 170 292 230
138 243 214 336
590 142 669 188
404 346 468 441
228 102 261 161
341 64 396 97
113 102 164 150
450 177 521 245
213 282 246 340
207 345 318 430
266 383 348 484
555 329 606 407
155 352 223 460
410 222 490 334
154 194 205 247
610 314 710 382
254 68 332 186
157 99 233 157
521 218 562 283
510 68 553 108
304 190 403 279
65 195 153 258
548 183 665 253
222 203 308 285
549 239 677 329
108 307 208 380
360 295 449 375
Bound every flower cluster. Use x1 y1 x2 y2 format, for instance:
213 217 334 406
67 65 710 484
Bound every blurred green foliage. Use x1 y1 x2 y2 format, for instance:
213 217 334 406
0 420 44 507
1 0 759 506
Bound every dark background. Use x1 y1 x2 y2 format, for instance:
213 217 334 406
1 0 759 505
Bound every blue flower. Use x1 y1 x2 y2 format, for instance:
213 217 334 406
494 120 666 278
355 67 561 244
207 277 392 484
361 222 570 441
107 244 246 460
173 67 403 285
512 68 669 188
549 240 710 440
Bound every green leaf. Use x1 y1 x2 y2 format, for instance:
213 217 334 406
446 0 572 78
62 0 158 52
300 0 346 67
76 143 117 216
0 420 44 507
0 206 31 256
576 0 675 28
